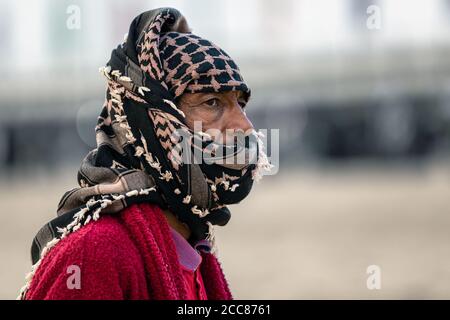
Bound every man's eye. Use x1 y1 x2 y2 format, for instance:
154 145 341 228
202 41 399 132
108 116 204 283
204 98 220 107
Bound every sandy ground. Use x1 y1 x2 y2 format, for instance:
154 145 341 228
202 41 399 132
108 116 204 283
1 164 450 299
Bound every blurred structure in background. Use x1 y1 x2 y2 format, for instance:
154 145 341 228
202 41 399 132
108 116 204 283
0 0 449 299
1 0 450 170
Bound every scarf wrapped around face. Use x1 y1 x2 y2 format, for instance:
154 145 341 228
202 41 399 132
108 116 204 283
27 8 271 279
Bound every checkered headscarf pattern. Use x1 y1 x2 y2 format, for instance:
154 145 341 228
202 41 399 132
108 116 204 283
158 32 251 100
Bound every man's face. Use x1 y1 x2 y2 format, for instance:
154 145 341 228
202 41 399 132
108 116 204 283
178 91 253 143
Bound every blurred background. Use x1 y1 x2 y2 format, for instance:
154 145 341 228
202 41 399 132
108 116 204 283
1 0 450 299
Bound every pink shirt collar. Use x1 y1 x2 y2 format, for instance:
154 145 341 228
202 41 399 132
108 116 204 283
169 227 212 271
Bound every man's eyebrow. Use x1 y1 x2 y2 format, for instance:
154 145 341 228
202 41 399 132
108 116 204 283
185 93 214 101
199 93 219 99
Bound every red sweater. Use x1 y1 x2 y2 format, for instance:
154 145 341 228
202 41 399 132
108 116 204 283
25 203 232 300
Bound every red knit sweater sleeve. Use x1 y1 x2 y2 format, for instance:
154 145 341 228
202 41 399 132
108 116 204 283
25 216 149 300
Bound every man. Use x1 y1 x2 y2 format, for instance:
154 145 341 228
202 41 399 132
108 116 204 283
19 7 269 300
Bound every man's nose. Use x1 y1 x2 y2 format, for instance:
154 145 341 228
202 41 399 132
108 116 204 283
225 104 254 134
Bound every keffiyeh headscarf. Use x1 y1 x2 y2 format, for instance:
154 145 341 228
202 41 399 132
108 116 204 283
19 7 271 299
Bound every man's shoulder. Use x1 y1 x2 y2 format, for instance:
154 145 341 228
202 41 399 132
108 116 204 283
48 214 139 265
26 213 146 299
53 202 163 258
81 214 131 243
39 203 165 270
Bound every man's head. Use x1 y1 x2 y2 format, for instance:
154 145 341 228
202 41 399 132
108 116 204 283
92 7 270 242
154 31 253 141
